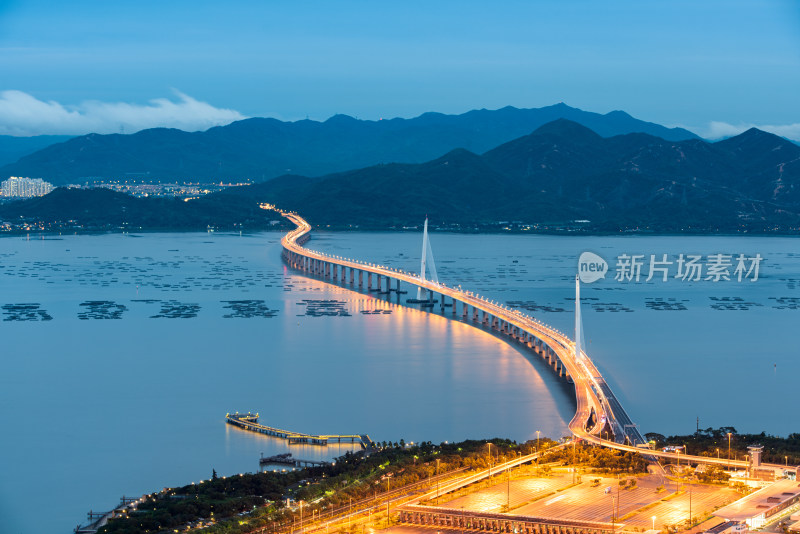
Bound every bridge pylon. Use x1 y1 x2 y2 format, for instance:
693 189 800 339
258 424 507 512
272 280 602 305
416 217 438 300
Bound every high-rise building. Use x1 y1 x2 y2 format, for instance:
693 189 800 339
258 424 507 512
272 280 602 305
1 176 55 198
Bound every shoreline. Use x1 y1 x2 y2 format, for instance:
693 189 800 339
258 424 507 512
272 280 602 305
4 225 800 238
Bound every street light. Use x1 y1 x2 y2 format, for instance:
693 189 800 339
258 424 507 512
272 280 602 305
652 515 656 531
506 465 510 511
299 501 304 534
436 459 440 501
727 433 732 468
611 495 617 532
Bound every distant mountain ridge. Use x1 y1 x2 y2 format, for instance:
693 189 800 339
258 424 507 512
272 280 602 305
0 134 74 168
5 119 798 234
0 104 698 184
214 119 800 232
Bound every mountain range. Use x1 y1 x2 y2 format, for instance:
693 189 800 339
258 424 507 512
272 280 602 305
215 119 800 232
0 104 697 184
0 134 74 168
3 118 799 234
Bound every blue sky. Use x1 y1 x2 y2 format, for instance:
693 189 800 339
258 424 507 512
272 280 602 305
1 0 799 137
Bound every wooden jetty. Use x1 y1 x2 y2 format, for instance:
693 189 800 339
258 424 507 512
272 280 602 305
226 412 373 449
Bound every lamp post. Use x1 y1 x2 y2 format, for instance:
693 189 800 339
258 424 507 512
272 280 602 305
506 466 511 511
487 443 493 475
652 515 656 531
436 459 440 501
688 483 692 528
727 433 732 468
572 440 576 484
536 431 541 463
611 495 617 532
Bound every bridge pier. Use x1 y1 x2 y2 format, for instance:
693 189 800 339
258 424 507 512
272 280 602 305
367 272 373 290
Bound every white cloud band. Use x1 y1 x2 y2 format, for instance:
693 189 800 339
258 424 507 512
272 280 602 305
0 90 246 136
704 121 800 142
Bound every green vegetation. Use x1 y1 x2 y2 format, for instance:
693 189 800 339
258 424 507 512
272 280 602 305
695 464 731 485
646 427 800 466
97 432 755 534
542 441 649 473
98 439 524 534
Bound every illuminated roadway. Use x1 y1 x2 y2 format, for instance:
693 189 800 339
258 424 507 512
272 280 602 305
274 207 780 471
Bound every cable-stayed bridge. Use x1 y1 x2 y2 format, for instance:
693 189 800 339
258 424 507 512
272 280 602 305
273 206 773 469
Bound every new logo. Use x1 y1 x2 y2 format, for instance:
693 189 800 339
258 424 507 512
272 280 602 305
578 251 607 284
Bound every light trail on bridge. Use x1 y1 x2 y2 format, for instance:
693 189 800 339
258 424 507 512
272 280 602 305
271 206 777 470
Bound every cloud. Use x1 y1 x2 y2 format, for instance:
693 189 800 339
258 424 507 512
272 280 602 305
703 121 800 142
0 90 247 136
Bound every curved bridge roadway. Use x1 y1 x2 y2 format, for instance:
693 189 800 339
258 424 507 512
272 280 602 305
275 207 765 470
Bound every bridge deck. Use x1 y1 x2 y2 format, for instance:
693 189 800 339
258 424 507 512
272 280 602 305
273 206 776 470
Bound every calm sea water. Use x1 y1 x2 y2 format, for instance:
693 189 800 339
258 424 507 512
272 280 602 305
0 230 797 533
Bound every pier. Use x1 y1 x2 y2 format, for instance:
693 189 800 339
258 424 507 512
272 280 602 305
226 412 373 449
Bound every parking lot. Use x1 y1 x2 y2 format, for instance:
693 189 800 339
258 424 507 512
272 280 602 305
436 470 741 530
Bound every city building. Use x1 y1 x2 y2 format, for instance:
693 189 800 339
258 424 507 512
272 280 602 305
702 520 746 534
1 176 55 197
714 479 800 529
